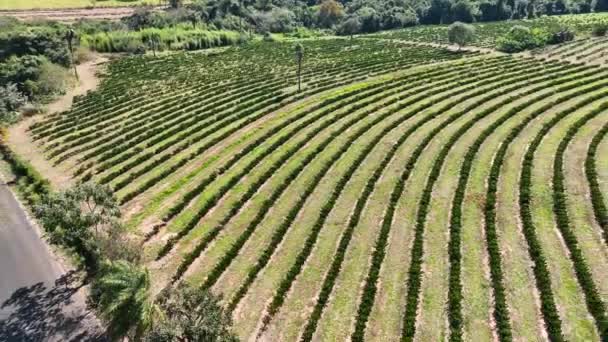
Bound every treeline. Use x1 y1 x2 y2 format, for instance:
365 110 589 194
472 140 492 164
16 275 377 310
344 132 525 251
151 0 607 37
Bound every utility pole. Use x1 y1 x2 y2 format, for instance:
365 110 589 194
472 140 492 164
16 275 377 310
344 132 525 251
66 28 79 81
295 43 303 93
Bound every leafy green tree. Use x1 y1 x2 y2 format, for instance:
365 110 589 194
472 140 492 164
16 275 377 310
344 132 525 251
596 0 608 12
448 21 475 49
170 0 184 9
0 83 26 126
35 182 121 272
338 16 362 38
143 283 238 342
356 7 381 32
451 0 476 22
294 43 303 92
92 260 157 341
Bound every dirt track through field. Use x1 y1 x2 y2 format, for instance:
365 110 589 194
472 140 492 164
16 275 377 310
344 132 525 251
6 55 108 190
0 6 164 22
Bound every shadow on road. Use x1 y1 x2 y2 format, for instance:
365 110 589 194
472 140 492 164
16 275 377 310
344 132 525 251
0 270 106 342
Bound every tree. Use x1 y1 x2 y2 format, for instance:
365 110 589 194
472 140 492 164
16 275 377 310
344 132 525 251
317 0 344 28
143 283 238 341
596 0 608 12
356 7 381 32
92 260 157 340
338 16 362 39
451 0 476 23
169 0 183 9
35 182 122 272
448 21 475 49
0 83 26 125
294 43 303 93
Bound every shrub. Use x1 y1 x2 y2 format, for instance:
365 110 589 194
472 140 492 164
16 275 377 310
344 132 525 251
592 23 608 36
448 21 475 49
0 83 26 125
547 26 575 44
496 25 548 52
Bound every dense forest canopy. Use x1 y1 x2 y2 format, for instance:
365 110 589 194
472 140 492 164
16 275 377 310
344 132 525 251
156 0 604 35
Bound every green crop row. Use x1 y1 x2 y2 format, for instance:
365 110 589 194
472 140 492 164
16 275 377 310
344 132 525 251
585 122 608 245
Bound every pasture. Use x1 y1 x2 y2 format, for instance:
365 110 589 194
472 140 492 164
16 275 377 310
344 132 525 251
22 37 608 341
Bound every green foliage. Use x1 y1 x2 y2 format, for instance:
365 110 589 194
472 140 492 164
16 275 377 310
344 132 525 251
0 83 26 125
81 28 245 53
0 142 50 206
0 26 71 66
91 260 156 340
34 182 121 271
0 55 69 101
448 21 475 48
337 16 362 37
592 22 608 36
451 0 477 23
585 123 608 245
496 25 548 52
144 283 237 342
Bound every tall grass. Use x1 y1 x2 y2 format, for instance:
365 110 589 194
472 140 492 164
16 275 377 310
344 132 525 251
80 27 247 53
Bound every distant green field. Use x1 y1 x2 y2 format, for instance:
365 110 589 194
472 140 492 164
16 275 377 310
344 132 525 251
0 0 163 10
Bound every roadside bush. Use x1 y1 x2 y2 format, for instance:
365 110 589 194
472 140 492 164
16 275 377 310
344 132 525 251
0 142 50 206
0 83 26 125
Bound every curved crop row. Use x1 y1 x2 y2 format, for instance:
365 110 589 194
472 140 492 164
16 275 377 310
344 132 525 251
491 85 608 341
157 59 506 264
442 64 600 342
253 58 549 338
585 122 608 245
302 61 570 342
551 105 608 338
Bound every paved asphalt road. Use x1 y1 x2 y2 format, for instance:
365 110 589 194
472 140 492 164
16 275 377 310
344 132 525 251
0 182 104 341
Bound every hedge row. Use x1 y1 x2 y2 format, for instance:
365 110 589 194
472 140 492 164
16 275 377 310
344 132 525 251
303 60 558 342
106 52 453 191
165 63 481 273
513 87 608 341
112 61 428 203
0 141 51 207
256 58 533 336
159 58 493 225
445 64 597 342
551 106 608 339
220 63 491 312
396 60 576 341
63 76 261 164
154 60 494 261
585 122 608 245
95 87 285 180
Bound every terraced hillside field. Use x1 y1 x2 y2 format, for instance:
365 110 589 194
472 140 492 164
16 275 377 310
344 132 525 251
534 36 608 64
24 38 608 341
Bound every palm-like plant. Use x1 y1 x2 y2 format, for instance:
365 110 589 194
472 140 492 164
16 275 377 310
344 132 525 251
93 260 157 340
